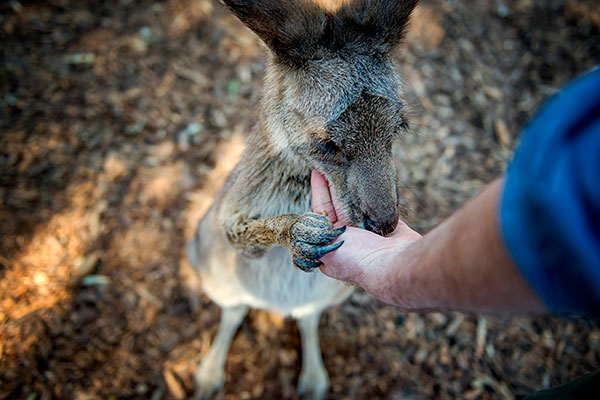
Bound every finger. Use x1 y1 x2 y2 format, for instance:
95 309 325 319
311 170 337 224
318 251 355 283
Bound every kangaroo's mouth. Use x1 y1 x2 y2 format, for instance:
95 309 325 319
313 170 351 228
327 182 348 227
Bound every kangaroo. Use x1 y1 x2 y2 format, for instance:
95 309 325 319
186 0 417 398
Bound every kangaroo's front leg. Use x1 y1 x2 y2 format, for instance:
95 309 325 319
223 212 345 272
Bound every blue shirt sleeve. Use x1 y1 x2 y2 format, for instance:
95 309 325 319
500 67 600 317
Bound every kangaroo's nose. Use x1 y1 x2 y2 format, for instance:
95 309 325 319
363 214 397 237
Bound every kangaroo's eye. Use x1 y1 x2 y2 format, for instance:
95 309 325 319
314 137 343 156
323 140 341 155
399 120 409 132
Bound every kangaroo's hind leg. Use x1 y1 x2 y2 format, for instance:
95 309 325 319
194 305 248 400
297 311 329 400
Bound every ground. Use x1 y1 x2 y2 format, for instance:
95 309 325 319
1 0 599 399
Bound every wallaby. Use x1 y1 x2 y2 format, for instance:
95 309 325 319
186 0 417 398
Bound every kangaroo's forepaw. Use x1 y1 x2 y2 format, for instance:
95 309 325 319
288 212 345 272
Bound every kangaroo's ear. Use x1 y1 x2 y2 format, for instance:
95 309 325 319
221 0 327 66
336 0 419 52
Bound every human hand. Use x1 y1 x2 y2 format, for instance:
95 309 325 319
311 170 422 303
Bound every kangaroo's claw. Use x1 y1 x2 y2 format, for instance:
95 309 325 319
293 241 344 272
330 226 347 238
287 212 346 272
294 256 323 272
296 240 344 259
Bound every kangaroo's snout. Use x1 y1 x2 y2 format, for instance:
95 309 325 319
342 160 400 237
363 215 396 237
360 186 399 236
363 207 398 237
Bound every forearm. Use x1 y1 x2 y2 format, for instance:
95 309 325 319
222 213 299 257
386 179 545 313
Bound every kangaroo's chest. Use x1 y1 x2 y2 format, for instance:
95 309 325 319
199 165 351 316
230 245 350 317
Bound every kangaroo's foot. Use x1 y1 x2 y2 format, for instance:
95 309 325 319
288 212 345 272
297 312 329 400
194 359 224 400
298 368 329 400
194 305 248 400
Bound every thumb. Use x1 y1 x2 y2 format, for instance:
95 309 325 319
311 170 337 224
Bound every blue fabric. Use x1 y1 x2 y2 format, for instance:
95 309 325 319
501 67 600 317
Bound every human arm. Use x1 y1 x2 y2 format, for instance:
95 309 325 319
312 171 545 313
313 67 600 316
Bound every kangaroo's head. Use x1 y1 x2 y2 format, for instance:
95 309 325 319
223 0 418 236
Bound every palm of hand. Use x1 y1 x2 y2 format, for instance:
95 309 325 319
319 223 420 292
310 169 422 300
